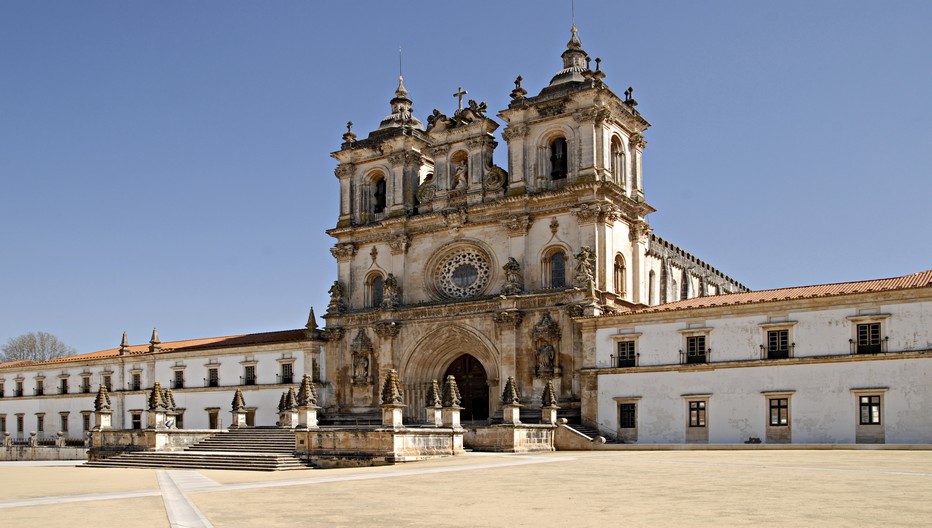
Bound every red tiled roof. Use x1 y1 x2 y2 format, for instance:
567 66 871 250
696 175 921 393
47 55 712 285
625 270 932 315
0 329 310 370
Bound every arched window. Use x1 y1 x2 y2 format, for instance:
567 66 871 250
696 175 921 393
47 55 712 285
648 270 656 305
368 274 384 308
671 279 678 302
373 177 386 214
544 248 567 289
550 137 568 180
613 254 626 295
681 270 689 300
610 137 624 186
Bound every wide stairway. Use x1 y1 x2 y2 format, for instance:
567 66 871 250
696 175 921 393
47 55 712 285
84 427 314 471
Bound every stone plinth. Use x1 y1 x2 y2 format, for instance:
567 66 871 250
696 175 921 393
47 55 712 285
425 406 442 427
382 404 405 429
441 406 462 429
463 424 555 453
297 406 320 430
94 411 112 431
541 406 558 425
87 429 216 460
502 404 522 424
279 411 298 429
230 410 247 428
295 426 464 468
147 409 167 429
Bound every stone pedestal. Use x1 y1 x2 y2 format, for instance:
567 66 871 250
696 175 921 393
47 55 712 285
94 411 112 431
382 404 405 429
230 410 247 428
3 432 11 448
147 409 167 429
441 406 462 429
541 406 558 425
425 406 442 427
298 406 320 430
502 404 522 425
279 411 298 428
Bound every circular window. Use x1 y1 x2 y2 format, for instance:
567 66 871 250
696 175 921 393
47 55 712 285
434 248 491 299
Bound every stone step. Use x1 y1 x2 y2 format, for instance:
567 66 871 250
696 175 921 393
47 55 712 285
567 424 622 444
85 451 313 471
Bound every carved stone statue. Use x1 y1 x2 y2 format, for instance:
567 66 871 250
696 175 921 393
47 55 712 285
453 161 468 190
501 257 523 296
328 281 345 314
537 342 555 372
382 273 401 309
573 246 595 289
352 351 369 382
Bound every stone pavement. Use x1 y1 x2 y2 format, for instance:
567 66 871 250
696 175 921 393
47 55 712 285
2 450 931 527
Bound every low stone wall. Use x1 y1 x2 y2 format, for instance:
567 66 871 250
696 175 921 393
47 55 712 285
295 426 464 468
464 424 555 453
0 446 88 461
88 429 216 460
554 422 607 450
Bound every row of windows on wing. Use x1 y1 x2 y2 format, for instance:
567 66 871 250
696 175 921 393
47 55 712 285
1 412 96 437
612 322 890 368
615 394 885 432
359 134 633 218
0 361 314 397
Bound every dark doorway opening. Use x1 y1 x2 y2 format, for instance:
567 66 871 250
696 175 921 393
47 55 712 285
443 354 489 421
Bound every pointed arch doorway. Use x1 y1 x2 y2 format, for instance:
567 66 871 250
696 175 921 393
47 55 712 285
444 354 489 421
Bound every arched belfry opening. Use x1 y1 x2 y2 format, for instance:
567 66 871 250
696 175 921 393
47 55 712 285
443 354 489 421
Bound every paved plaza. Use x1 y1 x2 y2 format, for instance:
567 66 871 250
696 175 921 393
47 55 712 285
1 450 931 527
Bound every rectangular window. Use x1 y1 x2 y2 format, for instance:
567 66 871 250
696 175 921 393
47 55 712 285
619 403 637 428
17 415 24 433
281 363 294 384
0 382 5 397
131 373 141 391
767 330 790 359
857 323 882 354
59 378 69 394
859 395 881 425
60 413 69 433
174 412 184 429
82 413 91 432
688 401 706 427
173 370 184 389
208 368 219 387
81 377 91 393
769 398 789 426
35 380 44 396
0 415 5 433
36 414 44 432
244 365 256 386
131 413 142 430
102 374 112 391
685 335 707 364
616 341 636 368
15 380 24 397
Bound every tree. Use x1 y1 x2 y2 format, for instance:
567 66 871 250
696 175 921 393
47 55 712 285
1 331 77 363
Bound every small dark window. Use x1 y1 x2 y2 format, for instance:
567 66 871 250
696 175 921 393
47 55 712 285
859 395 881 425
81 377 91 393
131 373 141 391
60 414 69 433
175 413 184 430
173 370 184 389
616 341 636 368
619 403 637 429
281 363 294 384
35 380 44 396
685 336 707 364
208 368 219 387
550 138 568 179
550 252 566 288
688 401 706 427
59 378 68 394
767 330 790 359
244 365 256 386
371 275 384 308
131 413 142 430
17 415 24 433
769 398 789 426
102 375 112 391
82 414 91 432
37 415 44 432
15 380 23 397
0 382 4 398
373 178 387 214
857 323 882 354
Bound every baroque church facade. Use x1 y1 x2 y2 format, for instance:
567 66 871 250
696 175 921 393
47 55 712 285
321 26 744 422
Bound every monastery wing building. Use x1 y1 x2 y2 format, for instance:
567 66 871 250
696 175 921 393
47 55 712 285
1 25 929 447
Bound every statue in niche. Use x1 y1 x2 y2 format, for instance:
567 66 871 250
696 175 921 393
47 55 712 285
573 246 595 289
327 281 345 314
501 257 523 296
537 342 555 373
532 313 561 378
382 273 401 309
352 351 369 383
453 160 468 190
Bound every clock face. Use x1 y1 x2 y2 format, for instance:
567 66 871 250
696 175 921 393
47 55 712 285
434 248 491 299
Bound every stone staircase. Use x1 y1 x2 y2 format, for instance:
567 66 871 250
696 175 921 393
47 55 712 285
565 423 623 444
84 427 314 471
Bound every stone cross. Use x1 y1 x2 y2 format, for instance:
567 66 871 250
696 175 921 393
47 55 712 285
454 87 468 110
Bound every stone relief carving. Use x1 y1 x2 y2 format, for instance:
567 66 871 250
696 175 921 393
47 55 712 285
323 326 345 342
334 163 355 178
500 257 523 296
381 273 401 309
483 164 507 191
388 233 411 255
493 310 524 327
501 124 529 141
629 132 647 150
330 243 357 262
573 246 596 289
501 214 532 236
416 181 436 204
327 281 345 314
442 208 467 232
532 313 561 378
373 321 401 339
452 160 468 190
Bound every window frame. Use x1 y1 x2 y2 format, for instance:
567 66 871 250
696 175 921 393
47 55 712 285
846 314 890 355
759 321 797 360
679 327 712 365
610 332 641 368
542 246 569 289
688 400 706 428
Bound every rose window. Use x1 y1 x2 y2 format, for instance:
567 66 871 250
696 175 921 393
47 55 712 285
434 249 491 298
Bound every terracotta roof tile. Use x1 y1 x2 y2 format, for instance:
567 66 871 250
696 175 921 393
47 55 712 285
624 270 932 316
0 328 310 370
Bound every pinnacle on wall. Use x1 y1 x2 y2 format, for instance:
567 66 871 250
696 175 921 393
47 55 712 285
277 392 287 413
442 375 462 408
148 381 166 411
380 369 404 405
501 376 521 406
541 379 559 408
283 387 298 411
231 388 246 412
296 374 318 407
426 379 442 408
94 384 111 412
162 388 176 411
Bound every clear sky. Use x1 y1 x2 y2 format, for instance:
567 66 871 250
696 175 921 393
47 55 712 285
1 1 930 355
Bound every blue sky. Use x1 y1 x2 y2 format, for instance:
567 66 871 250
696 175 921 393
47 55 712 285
1 1 930 354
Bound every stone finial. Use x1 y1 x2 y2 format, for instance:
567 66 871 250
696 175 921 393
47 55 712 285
426 379 442 408
232 388 246 412
119 331 129 355
296 374 318 407
541 379 559 408
149 328 161 353
306 307 318 331
342 121 357 143
380 369 404 405
162 388 176 411
94 384 111 411
283 387 298 411
148 381 166 411
277 392 287 413
442 375 461 408
501 376 520 406
510 75 527 100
